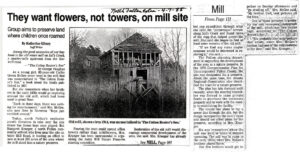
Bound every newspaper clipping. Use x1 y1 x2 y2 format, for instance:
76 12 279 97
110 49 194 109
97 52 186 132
0 0 298 151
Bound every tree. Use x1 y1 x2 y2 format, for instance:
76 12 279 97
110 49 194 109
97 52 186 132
95 47 102 56
157 29 186 101
69 30 88 72
70 30 86 50
158 29 185 66
70 30 87 62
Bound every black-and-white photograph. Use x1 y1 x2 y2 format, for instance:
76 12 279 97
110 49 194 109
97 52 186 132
69 27 186 118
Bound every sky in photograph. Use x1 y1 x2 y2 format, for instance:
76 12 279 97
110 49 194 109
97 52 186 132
70 28 187 65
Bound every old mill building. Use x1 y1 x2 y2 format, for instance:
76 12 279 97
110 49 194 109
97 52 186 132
100 33 162 96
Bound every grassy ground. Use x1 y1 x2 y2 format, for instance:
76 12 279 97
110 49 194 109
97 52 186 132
69 68 186 118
